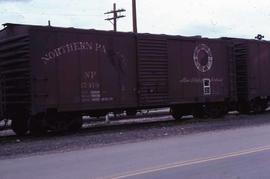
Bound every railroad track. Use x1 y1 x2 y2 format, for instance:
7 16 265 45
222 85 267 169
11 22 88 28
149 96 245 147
1 109 270 144
2 111 270 161
0 109 173 140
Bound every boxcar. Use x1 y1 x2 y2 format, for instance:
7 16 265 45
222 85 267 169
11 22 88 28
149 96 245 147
231 39 270 113
0 23 138 135
0 23 269 136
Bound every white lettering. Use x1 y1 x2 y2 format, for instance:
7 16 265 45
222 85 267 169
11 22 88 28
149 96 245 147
179 77 223 84
42 41 107 63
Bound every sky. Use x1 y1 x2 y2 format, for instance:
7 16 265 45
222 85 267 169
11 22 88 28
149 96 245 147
0 0 270 39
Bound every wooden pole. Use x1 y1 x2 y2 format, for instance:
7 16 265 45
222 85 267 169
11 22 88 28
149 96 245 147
132 0 137 33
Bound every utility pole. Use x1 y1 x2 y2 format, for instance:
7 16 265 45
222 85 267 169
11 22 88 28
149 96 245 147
132 0 137 33
105 3 126 32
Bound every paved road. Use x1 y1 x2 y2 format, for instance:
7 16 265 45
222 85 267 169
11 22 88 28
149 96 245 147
1 124 270 179
126 149 270 179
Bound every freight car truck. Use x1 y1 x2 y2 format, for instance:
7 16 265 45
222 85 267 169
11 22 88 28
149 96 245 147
0 23 269 136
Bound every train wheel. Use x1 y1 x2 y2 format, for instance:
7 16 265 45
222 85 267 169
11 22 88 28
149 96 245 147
126 109 137 116
250 98 268 114
238 103 250 114
252 104 264 114
11 117 28 136
193 106 207 119
170 107 183 120
29 114 47 136
52 118 70 132
206 104 226 118
69 116 83 131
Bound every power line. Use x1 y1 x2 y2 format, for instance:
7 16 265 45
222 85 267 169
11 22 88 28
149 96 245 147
104 3 126 32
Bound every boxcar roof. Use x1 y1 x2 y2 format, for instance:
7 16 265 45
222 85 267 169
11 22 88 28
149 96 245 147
2 23 270 44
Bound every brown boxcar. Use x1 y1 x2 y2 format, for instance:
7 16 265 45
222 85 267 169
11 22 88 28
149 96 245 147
0 24 138 134
1 23 269 136
0 24 233 135
232 39 270 113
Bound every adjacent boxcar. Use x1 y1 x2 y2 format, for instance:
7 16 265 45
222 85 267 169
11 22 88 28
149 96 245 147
231 39 270 113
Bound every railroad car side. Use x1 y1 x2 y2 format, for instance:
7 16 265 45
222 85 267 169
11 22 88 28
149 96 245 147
0 24 139 135
232 39 270 113
28 26 138 133
0 24 32 135
168 37 230 118
2 23 270 136
30 27 137 113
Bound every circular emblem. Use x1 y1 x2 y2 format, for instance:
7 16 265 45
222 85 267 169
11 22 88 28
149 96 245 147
193 44 213 72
